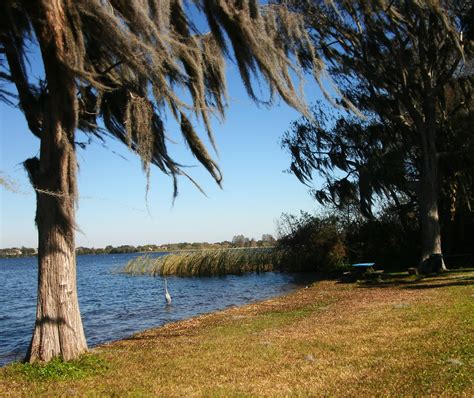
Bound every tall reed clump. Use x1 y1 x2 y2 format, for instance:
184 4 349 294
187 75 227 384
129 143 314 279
122 248 280 277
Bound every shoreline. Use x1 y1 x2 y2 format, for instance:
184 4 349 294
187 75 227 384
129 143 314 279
1 269 472 396
0 271 316 368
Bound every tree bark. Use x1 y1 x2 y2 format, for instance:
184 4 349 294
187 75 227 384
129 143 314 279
26 186 88 362
25 0 87 362
418 96 447 272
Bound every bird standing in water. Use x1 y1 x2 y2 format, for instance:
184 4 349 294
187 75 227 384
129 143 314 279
164 278 171 305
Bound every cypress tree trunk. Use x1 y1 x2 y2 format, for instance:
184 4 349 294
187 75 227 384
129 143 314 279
418 97 447 273
25 0 87 362
26 173 88 362
419 147 443 261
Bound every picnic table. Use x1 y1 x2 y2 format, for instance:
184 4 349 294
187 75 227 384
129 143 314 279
352 262 376 272
343 262 383 282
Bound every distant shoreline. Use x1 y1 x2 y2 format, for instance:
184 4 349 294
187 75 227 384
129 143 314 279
0 251 165 259
0 242 276 259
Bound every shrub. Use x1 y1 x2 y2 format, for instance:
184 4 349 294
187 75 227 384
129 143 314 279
277 212 350 273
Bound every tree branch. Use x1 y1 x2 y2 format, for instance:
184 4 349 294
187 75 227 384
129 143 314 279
2 34 43 138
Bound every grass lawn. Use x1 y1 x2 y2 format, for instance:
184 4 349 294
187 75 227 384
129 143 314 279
1 269 473 397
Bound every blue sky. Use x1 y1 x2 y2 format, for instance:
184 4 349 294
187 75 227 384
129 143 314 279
0 4 332 249
0 61 327 248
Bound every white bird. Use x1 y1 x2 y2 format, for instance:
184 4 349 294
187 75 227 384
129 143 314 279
164 278 172 305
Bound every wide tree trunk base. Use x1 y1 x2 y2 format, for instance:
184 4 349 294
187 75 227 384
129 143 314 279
26 227 88 363
28 324 88 363
418 253 447 275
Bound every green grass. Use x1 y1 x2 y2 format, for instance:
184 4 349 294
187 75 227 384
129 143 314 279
122 248 281 276
4 355 108 382
1 269 472 397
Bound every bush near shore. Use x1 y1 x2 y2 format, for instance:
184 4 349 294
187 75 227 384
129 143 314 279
122 214 356 277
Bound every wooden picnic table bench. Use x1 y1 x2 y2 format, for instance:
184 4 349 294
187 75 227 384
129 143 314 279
342 262 383 282
352 262 376 271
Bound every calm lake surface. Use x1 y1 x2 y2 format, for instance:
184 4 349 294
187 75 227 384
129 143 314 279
0 253 313 366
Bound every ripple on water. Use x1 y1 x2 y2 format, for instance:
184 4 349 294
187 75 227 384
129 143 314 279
0 253 314 367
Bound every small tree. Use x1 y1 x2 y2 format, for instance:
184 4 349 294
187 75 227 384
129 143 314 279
277 211 348 272
261 234 275 243
232 235 246 247
0 0 323 363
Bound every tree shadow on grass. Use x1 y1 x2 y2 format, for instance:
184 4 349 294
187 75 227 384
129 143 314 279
441 267 474 273
401 277 474 290
121 327 201 342
356 273 474 290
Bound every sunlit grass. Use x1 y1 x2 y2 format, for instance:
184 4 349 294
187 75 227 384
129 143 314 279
122 248 281 276
4 355 108 382
1 270 472 397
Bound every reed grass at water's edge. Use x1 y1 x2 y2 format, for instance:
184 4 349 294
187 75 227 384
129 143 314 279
122 248 280 276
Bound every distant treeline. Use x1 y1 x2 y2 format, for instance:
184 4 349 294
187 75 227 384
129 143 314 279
0 247 38 258
0 235 276 258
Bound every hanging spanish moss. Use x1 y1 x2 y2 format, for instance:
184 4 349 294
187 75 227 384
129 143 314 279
0 0 332 199
3 0 466 196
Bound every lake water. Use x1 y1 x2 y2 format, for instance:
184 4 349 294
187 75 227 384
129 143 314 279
0 253 313 366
